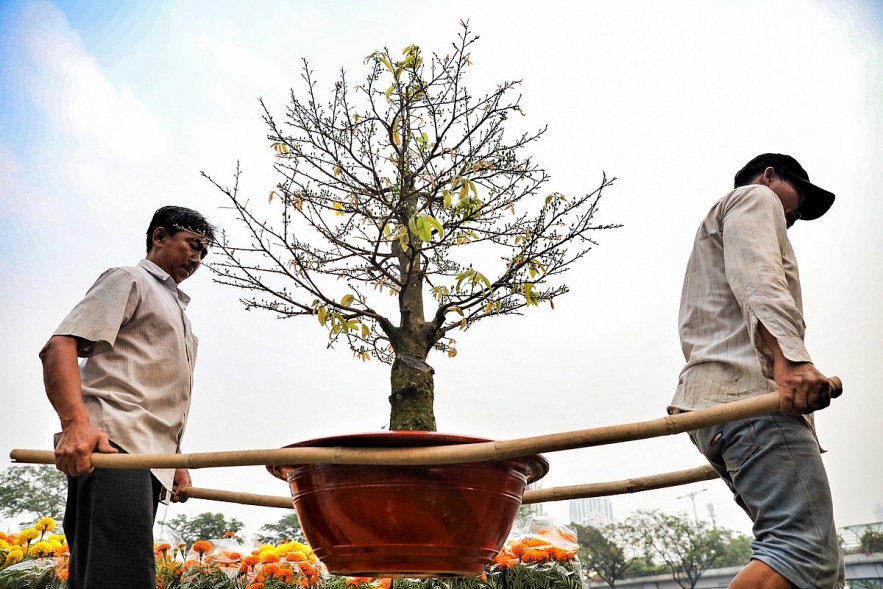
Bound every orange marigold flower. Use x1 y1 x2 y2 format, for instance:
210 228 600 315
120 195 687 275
263 563 281 576
377 578 392 589
522 549 549 563
262 553 281 563
559 530 577 543
480 573 488 582
58 569 70 582
244 555 261 566
247 584 264 589
225 531 236 538
299 578 310 587
192 540 212 555
299 562 317 577
276 568 294 582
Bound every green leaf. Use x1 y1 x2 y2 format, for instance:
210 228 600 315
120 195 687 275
426 215 444 239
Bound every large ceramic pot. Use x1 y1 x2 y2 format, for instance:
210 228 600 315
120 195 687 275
267 431 548 577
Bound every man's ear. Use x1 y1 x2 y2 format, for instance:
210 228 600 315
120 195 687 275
151 227 168 251
759 167 776 186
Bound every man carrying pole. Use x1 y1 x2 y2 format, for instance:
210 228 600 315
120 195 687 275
669 154 843 589
39 206 216 589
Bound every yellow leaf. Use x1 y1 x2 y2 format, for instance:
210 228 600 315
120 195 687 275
448 348 458 358
459 318 467 331
361 324 370 339
334 167 342 177
333 202 345 216
341 294 355 308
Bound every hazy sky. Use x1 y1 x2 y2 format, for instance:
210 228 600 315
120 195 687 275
2 0 881 540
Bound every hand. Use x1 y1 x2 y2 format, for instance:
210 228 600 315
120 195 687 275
171 468 191 503
774 360 832 416
54 421 118 477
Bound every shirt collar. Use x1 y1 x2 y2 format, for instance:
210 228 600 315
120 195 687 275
138 259 191 307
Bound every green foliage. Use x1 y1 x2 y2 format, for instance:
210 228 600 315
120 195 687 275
572 523 633 588
0 466 66 521
255 513 305 545
164 512 243 546
620 510 720 589
860 529 883 554
709 529 751 567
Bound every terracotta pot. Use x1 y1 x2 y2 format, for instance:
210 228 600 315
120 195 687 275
267 431 548 577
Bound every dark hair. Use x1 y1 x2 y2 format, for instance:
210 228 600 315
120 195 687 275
146 206 216 254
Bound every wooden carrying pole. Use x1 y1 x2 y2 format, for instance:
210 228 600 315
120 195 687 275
181 465 721 510
9 377 841 471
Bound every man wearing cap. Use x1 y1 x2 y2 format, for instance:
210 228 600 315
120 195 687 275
669 154 843 588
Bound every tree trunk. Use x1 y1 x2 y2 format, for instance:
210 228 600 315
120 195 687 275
389 354 436 431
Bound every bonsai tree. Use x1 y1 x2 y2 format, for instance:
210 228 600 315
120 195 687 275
205 21 618 431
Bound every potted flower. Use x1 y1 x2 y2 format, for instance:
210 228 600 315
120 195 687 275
204 22 617 576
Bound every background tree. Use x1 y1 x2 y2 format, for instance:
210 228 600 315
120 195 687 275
205 21 617 431
0 465 66 521
255 512 305 544
860 529 883 554
165 512 244 545
709 528 752 567
622 509 720 589
573 522 634 589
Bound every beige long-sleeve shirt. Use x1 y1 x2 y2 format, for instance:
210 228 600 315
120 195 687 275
54 259 197 491
670 185 812 413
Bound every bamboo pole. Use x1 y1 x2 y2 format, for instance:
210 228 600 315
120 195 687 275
180 465 721 509
9 377 840 470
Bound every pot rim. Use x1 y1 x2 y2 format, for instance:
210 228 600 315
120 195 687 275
266 431 549 483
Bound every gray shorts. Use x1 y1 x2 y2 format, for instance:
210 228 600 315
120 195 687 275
690 414 844 589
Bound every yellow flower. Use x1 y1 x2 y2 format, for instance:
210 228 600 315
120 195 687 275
5 549 23 566
16 528 39 544
29 540 54 557
35 517 56 532
0 539 9 549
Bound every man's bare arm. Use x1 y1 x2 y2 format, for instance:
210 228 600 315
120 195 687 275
39 335 117 476
757 322 831 415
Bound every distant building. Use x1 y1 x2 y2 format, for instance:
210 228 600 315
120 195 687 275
569 497 614 528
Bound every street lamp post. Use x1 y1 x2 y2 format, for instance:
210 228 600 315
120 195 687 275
677 488 707 522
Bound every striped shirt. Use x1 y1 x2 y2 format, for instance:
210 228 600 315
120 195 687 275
54 259 197 492
669 185 812 413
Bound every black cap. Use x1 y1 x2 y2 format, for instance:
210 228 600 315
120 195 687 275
734 153 835 221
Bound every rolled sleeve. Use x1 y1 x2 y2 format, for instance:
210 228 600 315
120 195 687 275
54 268 140 357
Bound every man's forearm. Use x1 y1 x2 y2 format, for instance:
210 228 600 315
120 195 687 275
40 335 89 429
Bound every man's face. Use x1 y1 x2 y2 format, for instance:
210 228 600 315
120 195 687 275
149 228 210 284
768 176 804 228
752 168 804 228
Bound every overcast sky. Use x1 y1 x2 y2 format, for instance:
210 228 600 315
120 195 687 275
1 0 881 540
